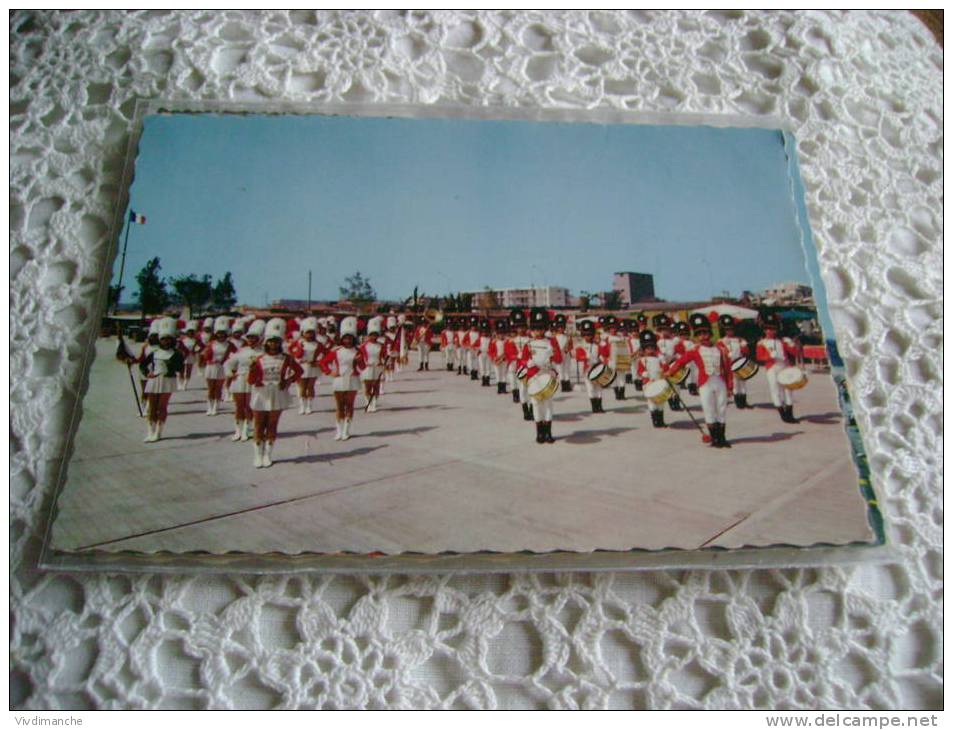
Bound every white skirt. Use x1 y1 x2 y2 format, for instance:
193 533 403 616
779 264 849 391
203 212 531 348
229 377 252 395
333 374 360 392
360 366 381 382
144 375 176 395
300 363 320 378
250 383 291 412
205 363 225 380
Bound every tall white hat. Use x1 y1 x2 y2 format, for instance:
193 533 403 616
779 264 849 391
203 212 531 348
230 320 245 335
156 317 177 339
340 316 358 338
301 317 318 333
368 317 382 335
386 316 397 329
214 316 230 333
264 318 286 341
148 319 161 335
185 320 198 332
202 317 214 329
247 319 266 338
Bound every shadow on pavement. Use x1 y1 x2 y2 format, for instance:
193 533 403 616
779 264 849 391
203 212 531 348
380 405 459 413
174 430 237 440
560 426 638 444
358 426 438 438
280 444 388 464
801 411 842 425
731 431 804 445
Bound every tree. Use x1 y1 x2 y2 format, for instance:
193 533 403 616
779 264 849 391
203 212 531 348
604 290 624 311
135 257 169 317
340 271 376 305
477 286 501 311
577 291 591 312
169 274 213 318
212 271 237 310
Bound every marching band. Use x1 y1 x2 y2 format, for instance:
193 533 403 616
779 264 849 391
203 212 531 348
117 306 811 464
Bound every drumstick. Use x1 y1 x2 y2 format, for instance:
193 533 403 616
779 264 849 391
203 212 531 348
666 378 711 443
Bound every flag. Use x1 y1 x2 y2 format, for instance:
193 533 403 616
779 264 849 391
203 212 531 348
129 210 146 225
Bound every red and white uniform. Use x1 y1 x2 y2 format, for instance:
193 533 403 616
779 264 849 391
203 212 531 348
320 346 366 392
465 328 481 373
503 335 521 392
440 326 456 368
247 353 302 411
636 353 665 412
668 345 733 424
289 338 325 379
224 344 261 394
512 332 531 402
627 334 642 381
415 324 433 367
488 335 508 384
756 336 799 406
554 332 573 383
359 339 388 383
657 334 677 364
720 336 750 396
575 339 610 399
674 336 698 388
520 336 563 422
202 340 235 380
478 331 492 379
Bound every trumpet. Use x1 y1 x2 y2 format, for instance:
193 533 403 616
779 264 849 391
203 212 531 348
425 309 444 325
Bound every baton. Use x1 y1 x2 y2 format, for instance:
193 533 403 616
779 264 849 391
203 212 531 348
666 377 710 443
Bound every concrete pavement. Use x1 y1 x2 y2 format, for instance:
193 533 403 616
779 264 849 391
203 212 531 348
50 338 874 556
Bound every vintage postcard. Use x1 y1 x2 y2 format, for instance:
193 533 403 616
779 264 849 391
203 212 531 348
44 106 881 569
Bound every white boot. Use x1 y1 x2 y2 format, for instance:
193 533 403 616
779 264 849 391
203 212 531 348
240 420 250 441
206 400 214 415
144 421 156 442
155 421 164 441
253 442 264 468
231 422 242 441
342 419 351 441
262 442 273 467
334 421 343 441
298 398 306 415
368 397 377 413
211 400 218 416
304 398 312 415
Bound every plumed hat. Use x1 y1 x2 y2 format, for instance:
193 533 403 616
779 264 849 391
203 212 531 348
214 316 230 333
340 316 358 338
247 319 266 338
264 318 286 340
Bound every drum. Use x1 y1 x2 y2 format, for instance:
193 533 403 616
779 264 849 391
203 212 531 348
516 365 529 382
667 366 690 385
777 366 808 390
731 356 759 380
644 379 675 406
527 370 559 401
587 362 617 388
614 352 632 373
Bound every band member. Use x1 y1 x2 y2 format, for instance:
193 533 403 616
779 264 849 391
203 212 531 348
396 315 410 372
139 318 185 442
604 316 628 401
756 316 800 423
200 316 236 415
520 308 563 443
138 320 161 399
674 320 700 396
465 315 481 380
359 317 388 412
177 320 200 391
655 316 682 411
414 317 432 371
320 316 366 441
224 319 264 441
440 319 456 372
198 317 214 348
228 319 245 352
552 314 574 392
248 318 303 467
289 317 325 415
510 311 532 417
718 315 752 409
478 318 493 387
488 319 510 394
383 316 400 384
574 319 610 413
665 318 734 448
636 330 667 427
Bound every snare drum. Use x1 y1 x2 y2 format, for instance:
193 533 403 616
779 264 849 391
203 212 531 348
731 356 759 380
644 379 675 405
587 362 617 388
667 366 690 385
516 365 529 382
777 366 808 390
527 370 559 401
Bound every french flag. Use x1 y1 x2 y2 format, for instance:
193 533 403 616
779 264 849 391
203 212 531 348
129 210 147 225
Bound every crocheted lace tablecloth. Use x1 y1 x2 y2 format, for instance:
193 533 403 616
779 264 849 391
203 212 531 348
10 10 941 710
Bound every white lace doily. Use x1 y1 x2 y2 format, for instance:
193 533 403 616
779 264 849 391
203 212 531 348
10 10 942 709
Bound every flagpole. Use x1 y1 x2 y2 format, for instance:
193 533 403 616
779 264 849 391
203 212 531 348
307 269 312 313
114 213 133 314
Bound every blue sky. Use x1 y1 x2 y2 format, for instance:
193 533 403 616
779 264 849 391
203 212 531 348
117 113 814 308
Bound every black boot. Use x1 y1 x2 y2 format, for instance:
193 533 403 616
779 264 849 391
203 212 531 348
784 405 799 423
447 363 454 371
720 423 731 448
634 380 643 392
595 398 605 413
669 396 682 411
523 403 534 421
424 362 429 370
482 375 491 387
650 410 659 427
708 423 719 447
625 373 633 384
561 380 572 393
739 394 750 409
590 398 599 413
654 410 667 428
618 386 626 400
688 383 699 396
734 394 743 409
471 370 478 381
543 421 555 443
496 382 504 394
417 364 424 371
778 406 788 422
463 366 468 374
457 365 463 375
512 390 520 403
535 421 545 444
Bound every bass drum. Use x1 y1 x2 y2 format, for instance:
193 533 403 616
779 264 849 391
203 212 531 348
643 379 675 405
527 370 559 401
731 356 759 380
777 366 808 390
587 362 617 388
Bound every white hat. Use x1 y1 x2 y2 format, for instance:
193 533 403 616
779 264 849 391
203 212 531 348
386 316 397 329
264 318 286 340
214 316 230 333
340 316 358 338
247 319 266 338
202 317 214 329
185 320 198 332
148 319 161 335
326 317 338 329
156 317 177 339
231 320 245 335
368 317 382 335
301 317 318 333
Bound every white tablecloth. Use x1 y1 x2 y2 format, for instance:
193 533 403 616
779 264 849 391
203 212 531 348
10 10 941 709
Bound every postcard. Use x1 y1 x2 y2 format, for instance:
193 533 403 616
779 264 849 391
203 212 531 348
42 104 882 570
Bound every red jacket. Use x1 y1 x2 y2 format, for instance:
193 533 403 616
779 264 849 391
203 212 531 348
667 345 733 390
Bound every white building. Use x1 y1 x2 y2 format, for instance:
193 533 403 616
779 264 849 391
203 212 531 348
460 287 571 308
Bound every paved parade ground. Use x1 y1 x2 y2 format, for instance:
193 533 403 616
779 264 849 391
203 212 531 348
51 338 875 556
